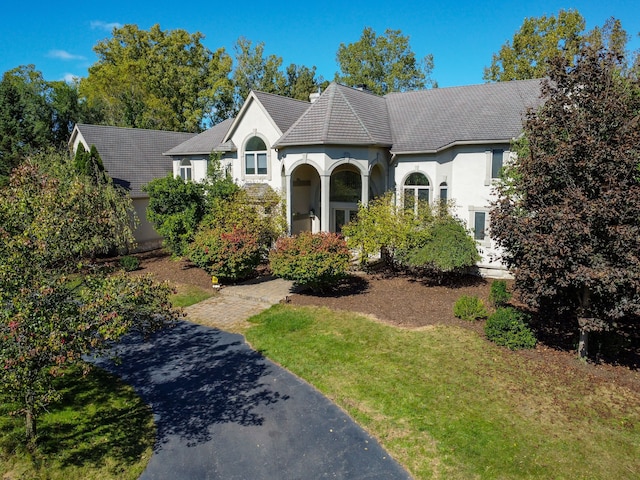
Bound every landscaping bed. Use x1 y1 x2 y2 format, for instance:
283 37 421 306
133 250 640 393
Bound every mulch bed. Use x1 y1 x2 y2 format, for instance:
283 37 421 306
131 250 640 392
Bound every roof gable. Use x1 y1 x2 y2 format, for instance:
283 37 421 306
222 91 310 145
71 124 195 197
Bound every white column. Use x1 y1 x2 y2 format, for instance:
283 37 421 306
285 174 292 234
361 173 369 206
320 174 330 232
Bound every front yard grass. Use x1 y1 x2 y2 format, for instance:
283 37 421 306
169 283 214 307
0 364 154 480
246 304 640 480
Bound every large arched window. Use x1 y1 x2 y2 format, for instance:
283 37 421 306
330 170 361 202
245 136 267 175
403 172 429 211
179 159 192 181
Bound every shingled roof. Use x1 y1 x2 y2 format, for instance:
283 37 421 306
72 124 195 197
252 91 311 134
275 83 392 147
385 79 543 153
164 118 234 155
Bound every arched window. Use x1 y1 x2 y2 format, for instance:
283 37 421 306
245 136 267 175
330 170 361 203
179 159 192 181
439 181 448 203
403 172 429 211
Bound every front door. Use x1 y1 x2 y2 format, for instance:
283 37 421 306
333 208 358 234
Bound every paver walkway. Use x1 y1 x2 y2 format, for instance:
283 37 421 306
183 275 295 330
91 276 412 479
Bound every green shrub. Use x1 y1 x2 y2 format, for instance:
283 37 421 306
118 255 140 272
398 217 480 274
143 174 206 257
453 295 488 321
188 225 261 282
489 280 512 308
269 232 351 291
485 307 536 350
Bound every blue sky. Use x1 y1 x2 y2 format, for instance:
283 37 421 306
2 0 639 88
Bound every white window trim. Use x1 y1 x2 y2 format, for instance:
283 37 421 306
402 171 431 213
484 148 508 186
242 134 271 181
179 159 193 181
468 206 491 246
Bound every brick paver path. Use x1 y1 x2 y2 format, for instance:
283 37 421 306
184 276 295 330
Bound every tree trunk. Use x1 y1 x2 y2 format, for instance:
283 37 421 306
578 325 589 360
25 393 36 442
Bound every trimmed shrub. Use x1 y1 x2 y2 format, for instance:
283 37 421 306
489 280 512 308
485 307 536 350
269 232 351 291
119 255 140 272
453 295 488 321
188 225 261 282
399 217 480 274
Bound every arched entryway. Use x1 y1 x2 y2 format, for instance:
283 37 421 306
289 164 321 234
330 165 361 233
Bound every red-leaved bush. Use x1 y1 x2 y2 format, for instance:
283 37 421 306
188 226 261 281
269 232 351 291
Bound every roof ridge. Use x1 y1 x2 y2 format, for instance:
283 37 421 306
75 123 197 135
320 85 335 141
252 89 311 105
333 85 376 143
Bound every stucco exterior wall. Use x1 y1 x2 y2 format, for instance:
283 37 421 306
226 99 283 189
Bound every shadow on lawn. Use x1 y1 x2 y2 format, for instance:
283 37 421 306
38 367 154 468
89 322 288 451
533 312 640 371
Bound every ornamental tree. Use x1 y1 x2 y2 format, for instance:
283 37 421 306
490 44 640 359
0 152 180 443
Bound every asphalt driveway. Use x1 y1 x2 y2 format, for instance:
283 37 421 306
91 321 412 479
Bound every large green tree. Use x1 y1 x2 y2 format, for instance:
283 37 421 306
80 24 233 131
0 151 180 442
335 27 435 95
490 45 640 359
484 9 586 81
0 66 53 183
232 37 286 107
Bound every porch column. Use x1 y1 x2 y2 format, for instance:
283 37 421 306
361 173 369 206
285 173 292 234
320 174 330 232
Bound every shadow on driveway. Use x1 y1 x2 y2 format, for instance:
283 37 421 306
90 321 411 479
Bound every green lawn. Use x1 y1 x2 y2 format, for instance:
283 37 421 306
246 304 640 480
0 365 154 480
169 283 214 307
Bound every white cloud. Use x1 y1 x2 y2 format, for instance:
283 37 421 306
63 73 81 83
48 49 86 61
90 20 122 31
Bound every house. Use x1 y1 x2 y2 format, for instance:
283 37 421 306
69 124 196 250
164 80 543 276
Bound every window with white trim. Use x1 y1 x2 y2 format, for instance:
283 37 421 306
439 181 448 203
245 136 267 175
491 149 504 179
469 208 490 244
403 172 430 212
179 159 192 181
